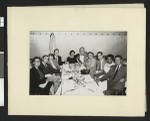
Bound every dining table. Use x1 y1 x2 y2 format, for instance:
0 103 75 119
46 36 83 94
55 63 107 95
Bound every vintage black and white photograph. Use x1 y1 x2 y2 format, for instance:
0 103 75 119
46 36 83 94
8 6 145 116
29 31 127 96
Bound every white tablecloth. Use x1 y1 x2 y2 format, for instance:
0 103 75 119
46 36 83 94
56 64 107 96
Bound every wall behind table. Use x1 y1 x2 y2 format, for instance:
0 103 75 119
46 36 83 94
30 32 127 61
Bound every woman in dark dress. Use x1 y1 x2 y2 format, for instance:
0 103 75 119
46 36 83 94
30 57 53 95
66 50 77 64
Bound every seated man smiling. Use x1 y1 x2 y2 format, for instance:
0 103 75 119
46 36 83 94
39 55 61 94
95 55 127 95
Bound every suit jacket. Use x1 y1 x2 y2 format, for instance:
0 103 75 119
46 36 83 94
96 58 106 71
75 53 88 64
39 62 60 75
100 64 127 91
30 67 46 94
54 55 64 65
48 59 61 70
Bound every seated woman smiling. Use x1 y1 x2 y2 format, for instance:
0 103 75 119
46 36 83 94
66 50 77 64
85 51 97 78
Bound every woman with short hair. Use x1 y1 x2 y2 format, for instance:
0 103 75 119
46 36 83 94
30 57 53 95
66 50 77 64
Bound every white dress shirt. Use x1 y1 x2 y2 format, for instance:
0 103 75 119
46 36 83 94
55 56 58 62
80 55 84 63
104 62 115 73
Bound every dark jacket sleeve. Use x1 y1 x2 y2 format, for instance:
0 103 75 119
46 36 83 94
39 64 47 75
58 56 64 65
47 64 60 74
30 68 46 94
30 68 46 86
75 54 81 63
113 65 127 83
100 66 115 82
66 57 69 62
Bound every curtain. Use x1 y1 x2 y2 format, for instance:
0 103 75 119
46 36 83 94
49 33 56 53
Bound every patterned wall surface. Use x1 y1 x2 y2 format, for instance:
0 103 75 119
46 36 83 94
30 31 127 60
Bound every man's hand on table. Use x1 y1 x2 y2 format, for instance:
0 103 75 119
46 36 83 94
95 77 101 82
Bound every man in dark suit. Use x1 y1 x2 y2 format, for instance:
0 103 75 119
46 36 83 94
53 49 64 66
75 47 88 65
96 55 127 95
39 55 60 75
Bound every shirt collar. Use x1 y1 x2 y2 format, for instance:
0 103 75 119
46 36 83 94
117 64 122 69
42 62 46 66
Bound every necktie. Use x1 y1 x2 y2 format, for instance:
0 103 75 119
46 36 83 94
56 56 58 62
45 64 47 68
111 66 119 80
51 61 57 69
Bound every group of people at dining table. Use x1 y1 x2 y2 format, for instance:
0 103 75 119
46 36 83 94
30 47 127 95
